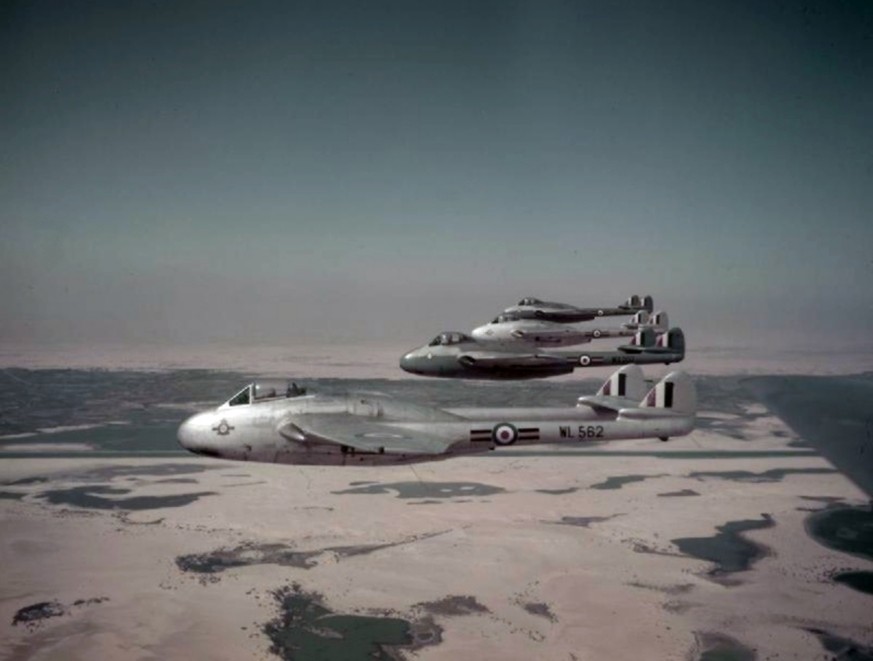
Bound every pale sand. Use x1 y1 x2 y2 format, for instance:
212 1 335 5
1 416 871 660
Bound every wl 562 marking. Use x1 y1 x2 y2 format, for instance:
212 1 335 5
559 425 604 439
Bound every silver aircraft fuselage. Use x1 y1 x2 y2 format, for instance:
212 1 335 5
177 390 693 467
470 318 634 347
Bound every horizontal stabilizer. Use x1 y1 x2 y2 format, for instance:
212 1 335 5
618 328 656 353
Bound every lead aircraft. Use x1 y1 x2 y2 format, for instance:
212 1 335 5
502 294 653 323
177 366 696 466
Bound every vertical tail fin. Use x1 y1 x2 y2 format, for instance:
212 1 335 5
640 371 696 416
654 327 685 353
647 311 669 333
621 310 650 330
640 295 654 312
630 328 657 348
596 365 647 401
624 294 642 309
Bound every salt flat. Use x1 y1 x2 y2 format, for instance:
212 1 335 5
1 398 872 660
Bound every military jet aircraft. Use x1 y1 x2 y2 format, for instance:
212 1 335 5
470 310 669 347
502 294 653 323
399 327 685 379
177 366 696 466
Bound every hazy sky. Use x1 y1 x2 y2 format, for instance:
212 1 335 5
2 1 872 349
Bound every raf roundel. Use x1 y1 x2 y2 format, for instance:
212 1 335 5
579 355 592 366
592 329 602 339
492 423 518 446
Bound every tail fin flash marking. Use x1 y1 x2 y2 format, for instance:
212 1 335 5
640 372 696 416
618 373 626 397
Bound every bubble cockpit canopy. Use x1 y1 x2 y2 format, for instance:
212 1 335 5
224 380 307 407
428 332 474 347
516 297 543 306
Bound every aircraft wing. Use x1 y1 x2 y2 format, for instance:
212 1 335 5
279 413 455 455
458 352 572 369
746 375 873 498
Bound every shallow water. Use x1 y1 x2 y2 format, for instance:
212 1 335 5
672 515 775 580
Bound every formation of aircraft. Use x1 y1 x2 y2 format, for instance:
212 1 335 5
177 366 696 466
399 294 683 379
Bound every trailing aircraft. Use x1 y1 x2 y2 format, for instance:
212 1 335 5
399 327 685 379
470 310 669 347
502 294 653 323
177 366 696 466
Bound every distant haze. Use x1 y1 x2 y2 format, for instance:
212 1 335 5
2 1 872 355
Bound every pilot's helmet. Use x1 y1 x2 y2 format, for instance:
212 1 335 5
287 382 307 397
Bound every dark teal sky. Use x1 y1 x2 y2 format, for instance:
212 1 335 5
2 1 872 348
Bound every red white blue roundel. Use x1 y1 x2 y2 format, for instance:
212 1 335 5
579 355 591 366
492 423 518 445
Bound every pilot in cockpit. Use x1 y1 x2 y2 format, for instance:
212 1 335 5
287 382 306 397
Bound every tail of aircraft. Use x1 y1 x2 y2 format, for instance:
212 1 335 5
640 371 696 416
647 311 669 333
596 364 647 401
624 294 641 309
628 310 650 326
618 328 657 353
620 294 653 313
652 327 685 356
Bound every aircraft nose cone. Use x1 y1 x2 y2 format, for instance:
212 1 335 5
177 412 212 453
399 352 416 374
400 350 425 375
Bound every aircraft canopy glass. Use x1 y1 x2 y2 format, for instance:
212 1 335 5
225 380 307 406
428 332 473 346
517 297 543 306
227 387 250 406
